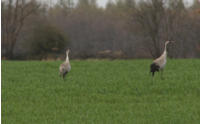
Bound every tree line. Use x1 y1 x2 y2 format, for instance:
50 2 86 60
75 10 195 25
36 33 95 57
2 0 200 60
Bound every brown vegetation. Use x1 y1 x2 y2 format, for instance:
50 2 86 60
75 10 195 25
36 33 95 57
2 0 200 60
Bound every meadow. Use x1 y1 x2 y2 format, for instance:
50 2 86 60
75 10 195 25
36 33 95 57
2 59 200 124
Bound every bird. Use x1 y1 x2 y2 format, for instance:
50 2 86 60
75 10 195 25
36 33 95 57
59 49 71 79
150 41 174 79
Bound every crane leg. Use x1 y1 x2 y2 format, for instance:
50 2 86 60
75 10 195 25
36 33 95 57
62 72 68 81
160 69 164 80
62 75 66 81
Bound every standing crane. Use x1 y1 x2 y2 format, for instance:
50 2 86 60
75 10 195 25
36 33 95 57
150 41 174 79
59 49 71 79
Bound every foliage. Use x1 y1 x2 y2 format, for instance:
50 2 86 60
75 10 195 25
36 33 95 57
2 60 200 123
30 23 68 58
1 0 40 59
2 0 200 59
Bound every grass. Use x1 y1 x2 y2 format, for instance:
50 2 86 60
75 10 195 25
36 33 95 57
2 59 200 124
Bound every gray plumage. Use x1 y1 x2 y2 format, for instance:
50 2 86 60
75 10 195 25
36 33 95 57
59 49 71 79
150 41 174 78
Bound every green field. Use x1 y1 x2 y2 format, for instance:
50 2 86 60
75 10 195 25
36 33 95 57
2 59 200 124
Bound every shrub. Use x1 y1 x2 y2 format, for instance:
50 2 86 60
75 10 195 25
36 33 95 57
30 23 68 59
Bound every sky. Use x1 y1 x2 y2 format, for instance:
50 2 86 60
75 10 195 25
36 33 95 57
44 0 196 8
96 0 195 7
96 0 111 7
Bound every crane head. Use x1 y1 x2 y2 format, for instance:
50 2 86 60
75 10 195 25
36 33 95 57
66 49 70 54
165 41 170 46
165 40 175 46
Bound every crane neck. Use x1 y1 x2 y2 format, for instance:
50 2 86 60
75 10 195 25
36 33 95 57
164 42 168 53
162 42 169 58
66 52 69 62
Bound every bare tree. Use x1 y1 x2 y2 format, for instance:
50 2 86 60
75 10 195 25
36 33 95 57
2 0 40 59
134 0 165 58
3 0 199 59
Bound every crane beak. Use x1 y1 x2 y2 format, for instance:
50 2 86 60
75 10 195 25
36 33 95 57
66 49 70 53
170 41 175 44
